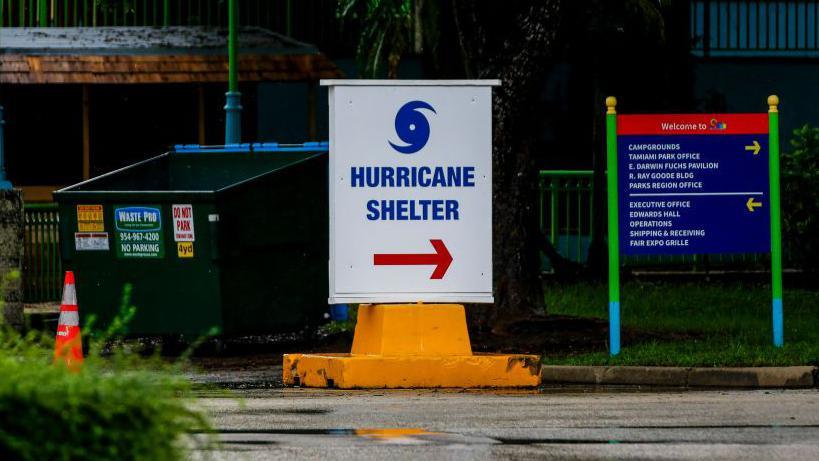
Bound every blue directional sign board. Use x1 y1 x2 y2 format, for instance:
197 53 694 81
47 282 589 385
617 114 771 255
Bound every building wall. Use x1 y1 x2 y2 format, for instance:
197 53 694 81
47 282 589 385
694 60 819 143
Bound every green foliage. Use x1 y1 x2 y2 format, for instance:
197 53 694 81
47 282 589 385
542 281 819 366
0 284 214 461
782 124 819 272
317 305 358 335
318 319 355 335
338 0 413 78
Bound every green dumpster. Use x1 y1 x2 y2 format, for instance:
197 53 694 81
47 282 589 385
54 143 328 336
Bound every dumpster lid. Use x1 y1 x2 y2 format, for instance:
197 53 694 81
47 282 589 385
55 142 328 197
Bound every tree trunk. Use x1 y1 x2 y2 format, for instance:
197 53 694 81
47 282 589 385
452 1 560 333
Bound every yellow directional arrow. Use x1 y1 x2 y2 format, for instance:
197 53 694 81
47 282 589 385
745 140 761 155
746 197 763 212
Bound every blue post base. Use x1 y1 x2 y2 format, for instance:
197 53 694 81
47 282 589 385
224 91 243 144
609 301 621 356
0 180 12 191
773 298 783 347
329 304 349 322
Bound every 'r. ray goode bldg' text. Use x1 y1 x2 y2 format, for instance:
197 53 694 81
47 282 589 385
349 166 477 221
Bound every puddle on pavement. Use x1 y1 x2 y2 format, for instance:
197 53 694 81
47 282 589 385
619 424 819 429
215 429 353 434
225 408 332 416
212 426 807 447
217 428 434 437
498 438 677 445
354 428 438 444
220 440 278 446
212 428 670 446
214 428 476 445
279 408 332 415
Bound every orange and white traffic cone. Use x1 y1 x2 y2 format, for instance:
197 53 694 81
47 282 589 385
54 271 83 372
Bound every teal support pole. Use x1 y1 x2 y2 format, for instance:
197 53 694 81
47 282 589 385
0 107 14 190
605 97 620 356
768 95 784 347
224 0 242 144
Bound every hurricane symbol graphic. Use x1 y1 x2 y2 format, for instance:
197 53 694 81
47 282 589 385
388 100 436 154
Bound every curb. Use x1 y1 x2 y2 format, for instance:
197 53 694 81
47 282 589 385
540 365 817 388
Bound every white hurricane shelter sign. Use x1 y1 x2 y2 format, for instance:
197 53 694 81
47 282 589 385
325 80 498 304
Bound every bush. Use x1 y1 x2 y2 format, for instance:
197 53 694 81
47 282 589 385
0 286 213 461
782 124 819 272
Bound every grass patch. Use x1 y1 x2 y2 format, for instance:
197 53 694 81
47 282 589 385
542 280 819 366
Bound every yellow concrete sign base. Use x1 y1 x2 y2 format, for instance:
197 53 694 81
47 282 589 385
283 304 541 389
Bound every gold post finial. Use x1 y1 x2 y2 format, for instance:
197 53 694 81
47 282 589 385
768 95 779 113
606 96 617 115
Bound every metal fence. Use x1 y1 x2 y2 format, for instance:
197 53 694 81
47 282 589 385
691 0 819 57
539 170 594 266
0 0 349 54
538 170 767 270
23 203 62 303
0 0 269 27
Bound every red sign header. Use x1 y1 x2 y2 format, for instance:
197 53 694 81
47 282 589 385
617 113 768 136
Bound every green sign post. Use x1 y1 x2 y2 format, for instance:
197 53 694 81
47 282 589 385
605 97 621 356
604 95 784 356
768 95 784 347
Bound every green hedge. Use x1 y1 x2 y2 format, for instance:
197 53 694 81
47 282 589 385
783 124 819 272
0 285 214 461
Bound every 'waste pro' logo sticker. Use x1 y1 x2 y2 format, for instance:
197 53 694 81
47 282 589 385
114 206 164 258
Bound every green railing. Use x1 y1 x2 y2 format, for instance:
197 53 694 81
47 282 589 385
23 203 62 303
538 170 767 270
0 0 351 58
625 247 765 269
0 0 278 27
539 170 594 266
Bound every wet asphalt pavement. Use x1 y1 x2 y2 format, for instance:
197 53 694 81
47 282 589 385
187 360 819 460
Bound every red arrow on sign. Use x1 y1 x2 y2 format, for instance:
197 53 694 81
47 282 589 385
373 239 453 279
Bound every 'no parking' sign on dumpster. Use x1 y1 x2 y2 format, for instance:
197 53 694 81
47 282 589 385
324 80 499 304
